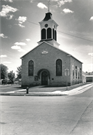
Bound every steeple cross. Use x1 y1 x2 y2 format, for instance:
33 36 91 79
48 0 50 12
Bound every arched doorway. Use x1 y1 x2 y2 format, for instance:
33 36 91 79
37 69 50 85
41 71 48 85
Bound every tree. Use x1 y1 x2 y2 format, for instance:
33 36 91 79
16 66 22 79
0 64 8 79
8 71 15 84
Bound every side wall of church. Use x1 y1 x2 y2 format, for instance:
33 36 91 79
21 43 71 87
70 57 82 85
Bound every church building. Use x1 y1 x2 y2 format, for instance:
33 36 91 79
21 12 82 87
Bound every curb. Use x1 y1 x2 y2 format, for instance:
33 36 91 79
0 92 67 96
0 83 93 96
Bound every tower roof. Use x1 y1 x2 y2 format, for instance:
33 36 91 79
43 12 52 21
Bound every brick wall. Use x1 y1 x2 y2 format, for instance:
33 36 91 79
21 42 82 87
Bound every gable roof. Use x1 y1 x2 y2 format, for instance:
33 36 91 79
20 41 67 58
20 41 82 64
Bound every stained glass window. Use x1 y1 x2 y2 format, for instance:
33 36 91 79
56 59 62 76
28 60 34 76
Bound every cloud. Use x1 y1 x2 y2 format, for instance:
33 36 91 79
26 39 31 42
37 3 47 9
63 8 74 13
14 42 26 46
7 14 13 19
90 16 93 21
11 45 25 52
18 49 25 52
17 16 27 24
0 55 7 58
11 42 26 52
58 1 66 7
18 24 25 28
0 5 18 17
3 61 11 64
3 0 13 2
51 0 59 1
88 53 93 56
51 0 72 7
11 45 21 50
0 33 8 38
16 16 27 28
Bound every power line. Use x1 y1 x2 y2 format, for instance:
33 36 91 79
58 31 93 43
27 21 38 26
27 20 93 43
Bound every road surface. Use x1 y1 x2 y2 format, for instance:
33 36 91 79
0 86 93 135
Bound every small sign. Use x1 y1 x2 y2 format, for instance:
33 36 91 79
34 76 38 81
41 50 48 54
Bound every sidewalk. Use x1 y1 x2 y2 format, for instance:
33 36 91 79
0 83 93 96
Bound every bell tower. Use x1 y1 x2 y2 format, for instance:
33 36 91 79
38 12 60 48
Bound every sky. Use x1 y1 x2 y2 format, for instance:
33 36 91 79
0 0 93 74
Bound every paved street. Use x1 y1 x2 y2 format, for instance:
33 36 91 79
0 86 93 135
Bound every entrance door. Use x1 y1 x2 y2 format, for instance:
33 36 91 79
41 71 48 85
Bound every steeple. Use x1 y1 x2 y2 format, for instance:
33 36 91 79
38 12 59 48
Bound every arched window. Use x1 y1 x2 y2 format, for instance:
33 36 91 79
41 29 46 39
47 28 51 39
55 30 57 41
56 59 62 76
28 60 34 76
80 68 82 79
53 29 55 40
75 66 77 79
